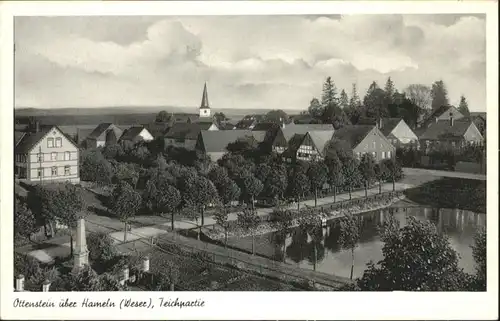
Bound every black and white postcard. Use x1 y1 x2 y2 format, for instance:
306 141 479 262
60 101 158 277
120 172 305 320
1 1 498 320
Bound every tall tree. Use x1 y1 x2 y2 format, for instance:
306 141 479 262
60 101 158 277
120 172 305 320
297 209 323 271
266 109 289 124
431 80 449 110
374 161 388 194
184 176 219 226
155 110 170 123
339 89 349 110
269 207 294 262
321 76 338 108
342 158 361 200
27 186 58 238
325 154 344 202
339 213 362 279
458 95 471 116
213 112 228 126
308 97 324 119
363 81 388 119
144 177 181 231
110 181 142 242
80 149 114 185
359 153 376 197
358 216 472 291
263 164 288 204
404 84 432 111
382 159 402 191
238 174 264 210
383 77 396 106
346 83 363 124
287 170 310 211
213 208 230 248
237 207 261 255
307 161 328 207
218 177 241 214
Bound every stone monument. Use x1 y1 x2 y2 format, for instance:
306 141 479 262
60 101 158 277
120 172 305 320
72 218 89 274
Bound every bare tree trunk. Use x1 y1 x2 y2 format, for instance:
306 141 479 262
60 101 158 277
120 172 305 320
124 222 128 242
364 182 368 197
350 248 355 280
392 177 395 191
224 229 228 249
70 233 74 257
170 282 174 291
171 212 175 231
379 180 382 194
251 195 255 212
282 241 286 263
201 206 205 226
314 189 318 207
251 233 255 256
349 186 352 200
333 186 336 203
297 198 300 212
313 245 317 271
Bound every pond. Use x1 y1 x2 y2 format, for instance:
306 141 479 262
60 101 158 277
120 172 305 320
226 204 486 279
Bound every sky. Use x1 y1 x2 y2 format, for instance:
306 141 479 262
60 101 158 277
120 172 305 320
14 14 486 112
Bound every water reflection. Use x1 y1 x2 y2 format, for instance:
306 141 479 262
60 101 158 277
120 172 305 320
235 205 486 279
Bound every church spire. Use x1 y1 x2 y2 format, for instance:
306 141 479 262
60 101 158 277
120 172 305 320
200 82 210 109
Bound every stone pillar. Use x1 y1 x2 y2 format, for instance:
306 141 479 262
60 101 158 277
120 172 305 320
15 274 25 292
42 279 51 292
72 218 89 274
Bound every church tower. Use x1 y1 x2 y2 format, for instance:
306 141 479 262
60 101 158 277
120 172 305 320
199 82 211 118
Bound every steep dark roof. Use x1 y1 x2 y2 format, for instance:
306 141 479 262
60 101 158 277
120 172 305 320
144 122 169 138
252 122 280 132
200 83 210 109
308 130 335 155
196 120 217 130
218 122 235 130
281 123 334 141
199 130 254 153
165 123 204 140
14 131 26 146
332 125 374 148
357 117 402 136
235 119 257 129
119 126 147 142
15 125 78 153
420 119 473 140
87 123 114 139
282 134 306 158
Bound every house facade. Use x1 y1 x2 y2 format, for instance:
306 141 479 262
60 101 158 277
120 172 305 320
333 125 396 162
270 123 334 154
419 117 484 152
282 130 335 162
119 126 154 143
85 123 123 149
15 125 80 183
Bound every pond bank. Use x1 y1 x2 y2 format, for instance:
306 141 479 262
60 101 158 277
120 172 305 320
203 193 405 241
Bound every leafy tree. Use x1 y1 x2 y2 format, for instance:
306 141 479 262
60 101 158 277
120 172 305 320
52 184 85 257
339 214 362 279
131 145 151 164
342 158 360 200
404 84 432 111
217 177 241 214
308 97 324 119
264 164 288 204
324 138 353 163
472 227 486 290
265 109 289 124
269 207 294 262
113 162 139 188
102 143 124 160
143 177 181 231
339 89 349 110
238 174 264 210
179 203 202 240
431 80 449 110
87 232 117 263
359 153 376 197
254 162 272 183
67 265 101 291
297 209 323 271
208 166 230 191
307 161 328 207
358 216 471 291
213 112 228 125
27 186 58 238
374 161 388 194
325 154 344 202
382 159 402 191
80 149 113 185
98 272 127 291
363 81 388 119
110 181 142 242
458 95 471 117
14 197 38 242
237 207 261 256
163 261 181 291
213 208 230 248
155 110 170 123
346 83 362 124
184 176 219 226
287 170 310 211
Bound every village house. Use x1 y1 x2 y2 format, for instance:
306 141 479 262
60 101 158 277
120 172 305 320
282 129 335 163
420 105 464 128
118 126 154 144
164 123 213 150
419 114 484 152
358 117 419 148
195 130 256 162
269 123 335 154
469 112 486 137
14 124 80 183
84 123 123 149
332 125 396 162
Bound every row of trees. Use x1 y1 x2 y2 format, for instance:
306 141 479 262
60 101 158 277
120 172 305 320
307 77 471 129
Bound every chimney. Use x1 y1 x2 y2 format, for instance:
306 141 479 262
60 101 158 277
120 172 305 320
449 112 454 127
378 118 383 129
35 121 40 133
42 279 51 292
15 274 25 292
280 117 285 129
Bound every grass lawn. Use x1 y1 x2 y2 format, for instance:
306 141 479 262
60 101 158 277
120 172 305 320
404 177 486 213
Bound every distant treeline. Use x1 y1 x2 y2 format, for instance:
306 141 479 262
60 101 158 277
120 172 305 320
14 113 158 126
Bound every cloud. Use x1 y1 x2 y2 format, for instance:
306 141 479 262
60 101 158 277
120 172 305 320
14 14 486 111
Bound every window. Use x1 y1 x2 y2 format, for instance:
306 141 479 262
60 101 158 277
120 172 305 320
37 168 43 177
356 152 361 159
387 151 392 159
64 166 70 176
373 142 376 148
64 151 71 161
51 166 57 176
382 151 386 159
55 137 62 147
51 152 57 161
451 141 456 147
47 138 54 148
372 152 376 158
37 153 43 162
